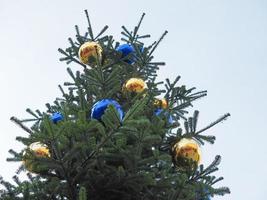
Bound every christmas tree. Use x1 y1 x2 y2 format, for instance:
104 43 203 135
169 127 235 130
0 11 230 200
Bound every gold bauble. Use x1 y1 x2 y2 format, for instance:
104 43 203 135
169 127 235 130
78 41 102 65
124 78 147 93
23 142 50 173
172 138 201 167
154 98 168 109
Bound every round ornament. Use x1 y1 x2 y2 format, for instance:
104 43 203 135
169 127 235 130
28 142 50 157
124 78 147 93
91 99 124 121
154 98 168 109
116 44 135 64
78 41 102 65
171 138 201 169
51 112 63 123
23 142 50 173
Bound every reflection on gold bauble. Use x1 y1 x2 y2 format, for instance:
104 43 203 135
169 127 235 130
23 142 50 173
124 78 147 93
154 98 168 109
78 41 102 65
172 138 201 169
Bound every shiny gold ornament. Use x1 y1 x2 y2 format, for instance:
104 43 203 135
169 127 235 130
23 142 50 173
172 138 201 168
28 142 50 157
154 98 168 109
78 41 102 65
124 78 147 93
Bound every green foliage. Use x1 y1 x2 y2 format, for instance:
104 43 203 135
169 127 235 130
79 187 87 200
1 10 230 200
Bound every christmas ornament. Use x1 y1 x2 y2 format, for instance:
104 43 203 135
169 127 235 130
91 99 124 121
78 41 102 65
124 78 147 93
28 142 50 157
51 112 63 123
116 44 135 64
155 108 173 124
154 98 168 109
172 138 201 168
23 142 50 173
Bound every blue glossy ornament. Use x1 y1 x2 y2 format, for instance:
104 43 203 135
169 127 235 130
51 112 63 123
116 44 135 64
155 108 173 124
91 99 124 121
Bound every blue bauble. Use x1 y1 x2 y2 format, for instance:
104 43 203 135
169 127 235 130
155 108 173 124
91 99 124 121
116 44 135 64
51 112 63 123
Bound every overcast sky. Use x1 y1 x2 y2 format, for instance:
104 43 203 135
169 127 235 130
1 0 267 199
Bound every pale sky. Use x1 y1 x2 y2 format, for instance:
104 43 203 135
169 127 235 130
0 1 267 199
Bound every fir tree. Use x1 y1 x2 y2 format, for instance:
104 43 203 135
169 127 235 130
0 10 230 200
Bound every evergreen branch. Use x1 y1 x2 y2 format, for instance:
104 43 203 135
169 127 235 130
75 25 82 43
67 67 76 81
25 108 39 119
68 37 77 50
10 117 33 135
164 76 181 98
192 110 199 133
195 113 230 135
189 155 221 182
146 41 157 51
51 140 77 199
79 187 87 200
58 84 66 97
212 177 224 185
147 30 168 58
101 106 121 130
35 109 43 117
84 9 94 40
95 25 109 40
133 13 146 41
123 97 148 122
188 90 208 97
20 118 40 123
148 62 165 65
121 26 132 38
194 134 216 145
80 129 116 168
137 34 151 39
213 186 231 196
58 48 87 69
